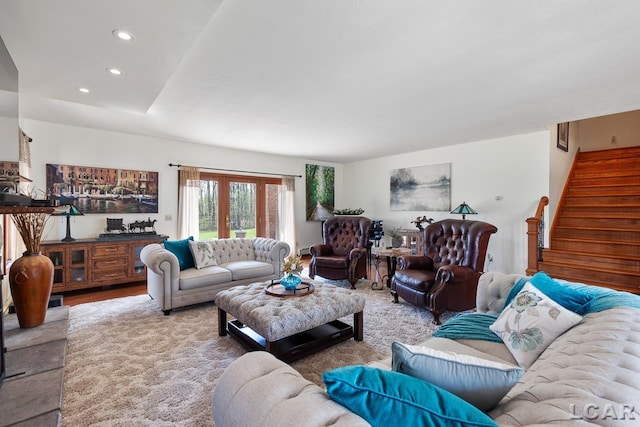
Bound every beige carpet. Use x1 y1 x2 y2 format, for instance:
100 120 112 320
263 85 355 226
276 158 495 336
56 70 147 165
62 280 452 427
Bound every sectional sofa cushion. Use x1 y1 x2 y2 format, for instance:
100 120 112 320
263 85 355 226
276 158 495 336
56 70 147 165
391 342 524 411
164 236 194 270
188 240 218 269
323 365 498 427
490 282 582 368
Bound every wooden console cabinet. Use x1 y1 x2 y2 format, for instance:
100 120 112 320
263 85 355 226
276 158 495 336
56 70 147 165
399 229 424 256
41 235 167 292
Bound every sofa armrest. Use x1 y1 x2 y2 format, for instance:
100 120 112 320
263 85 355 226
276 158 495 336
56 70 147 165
252 238 291 274
476 272 527 314
435 264 477 285
140 243 179 279
212 352 369 427
348 247 367 261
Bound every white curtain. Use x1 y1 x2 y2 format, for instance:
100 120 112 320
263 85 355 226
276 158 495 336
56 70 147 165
278 176 296 256
177 166 200 239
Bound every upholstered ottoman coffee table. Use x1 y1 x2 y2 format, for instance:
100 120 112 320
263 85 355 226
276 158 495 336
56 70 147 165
216 281 365 362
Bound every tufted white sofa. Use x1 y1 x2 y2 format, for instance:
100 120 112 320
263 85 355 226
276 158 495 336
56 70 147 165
140 237 290 315
212 272 640 426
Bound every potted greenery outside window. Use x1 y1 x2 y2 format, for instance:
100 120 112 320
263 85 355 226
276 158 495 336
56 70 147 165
9 211 54 328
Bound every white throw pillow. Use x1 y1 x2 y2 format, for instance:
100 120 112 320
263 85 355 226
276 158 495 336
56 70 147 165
188 240 217 269
490 282 582 369
392 342 524 411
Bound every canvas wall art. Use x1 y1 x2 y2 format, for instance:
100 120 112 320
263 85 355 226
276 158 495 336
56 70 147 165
46 163 158 214
390 163 451 211
305 164 334 221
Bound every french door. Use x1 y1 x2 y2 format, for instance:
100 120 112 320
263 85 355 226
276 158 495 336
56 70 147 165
198 173 282 240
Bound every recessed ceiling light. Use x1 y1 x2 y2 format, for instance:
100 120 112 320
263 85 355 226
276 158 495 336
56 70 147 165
106 67 123 76
78 87 90 93
112 29 135 41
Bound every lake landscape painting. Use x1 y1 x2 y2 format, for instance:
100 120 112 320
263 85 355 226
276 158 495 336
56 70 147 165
390 163 451 211
46 163 158 214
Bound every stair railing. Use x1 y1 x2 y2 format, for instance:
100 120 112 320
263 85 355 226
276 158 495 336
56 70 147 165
526 196 549 275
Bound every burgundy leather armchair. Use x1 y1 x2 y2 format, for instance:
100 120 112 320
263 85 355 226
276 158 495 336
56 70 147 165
390 219 497 324
309 216 371 289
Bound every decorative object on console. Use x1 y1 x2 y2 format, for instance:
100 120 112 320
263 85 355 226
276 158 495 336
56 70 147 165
410 215 434 231
450 201 477 219
52 204 83 242
332 208 364 215
8 209 55 328
385 227 402 248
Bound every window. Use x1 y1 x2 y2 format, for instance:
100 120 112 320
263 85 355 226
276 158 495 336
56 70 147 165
198 173 282 240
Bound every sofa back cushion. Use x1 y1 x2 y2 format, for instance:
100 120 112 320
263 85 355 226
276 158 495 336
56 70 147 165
209 238 256 264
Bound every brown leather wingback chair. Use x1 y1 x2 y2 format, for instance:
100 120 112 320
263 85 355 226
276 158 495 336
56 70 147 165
309 216 371 289
390 219 497 324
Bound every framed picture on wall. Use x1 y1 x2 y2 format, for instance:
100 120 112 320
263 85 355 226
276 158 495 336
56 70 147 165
557 122 569 152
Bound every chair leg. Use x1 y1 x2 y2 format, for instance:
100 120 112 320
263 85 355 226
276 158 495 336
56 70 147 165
390 289 399 303
431 309 443 325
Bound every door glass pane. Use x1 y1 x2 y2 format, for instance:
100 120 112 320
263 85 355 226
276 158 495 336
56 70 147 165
199 179 218 240
229 181 255 238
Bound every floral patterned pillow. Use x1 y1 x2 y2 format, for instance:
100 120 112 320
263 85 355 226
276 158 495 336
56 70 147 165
188 240 218 269
489 282 583 369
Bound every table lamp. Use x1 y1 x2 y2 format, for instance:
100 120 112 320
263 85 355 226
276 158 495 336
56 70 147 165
53 204 84 242
450 201 477 220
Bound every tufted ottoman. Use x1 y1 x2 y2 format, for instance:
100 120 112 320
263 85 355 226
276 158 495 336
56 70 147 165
216 281 365 362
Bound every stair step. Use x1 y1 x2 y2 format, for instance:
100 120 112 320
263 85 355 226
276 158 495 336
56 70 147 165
578 146 640 161
541 249 640 271
563 194 640 206
551 238 640 257
567 186 640 196
536 264 639 294
553 226 640 242
556 216 640 228
561 205 640 216
538 261 640 290
571 175 640 187
574 156 640 171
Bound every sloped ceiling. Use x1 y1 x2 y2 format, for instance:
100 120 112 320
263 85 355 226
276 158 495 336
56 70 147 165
1 0 639 163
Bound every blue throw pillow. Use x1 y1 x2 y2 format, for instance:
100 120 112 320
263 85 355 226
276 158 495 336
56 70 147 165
323 366 498 427
164 236 195 270
529 271 594 315
502 272 594 315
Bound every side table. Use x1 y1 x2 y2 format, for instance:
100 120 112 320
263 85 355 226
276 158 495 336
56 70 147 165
370 247 412 290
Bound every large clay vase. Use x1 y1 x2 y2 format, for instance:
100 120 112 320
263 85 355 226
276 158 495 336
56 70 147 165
9 252 54 328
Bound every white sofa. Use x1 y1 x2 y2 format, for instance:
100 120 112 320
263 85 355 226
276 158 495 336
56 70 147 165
140 237 290 314
212 272 640 426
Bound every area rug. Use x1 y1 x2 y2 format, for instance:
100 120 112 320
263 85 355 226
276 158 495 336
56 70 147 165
62 280 453 427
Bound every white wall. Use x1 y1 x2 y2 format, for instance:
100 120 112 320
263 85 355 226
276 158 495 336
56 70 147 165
25 119 343 253
577 109 640 151
343 131 551 275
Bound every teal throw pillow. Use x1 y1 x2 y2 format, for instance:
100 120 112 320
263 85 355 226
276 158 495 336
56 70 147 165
391 342 524 411
164 236 195 270
528 271 594 315
323 366 498 427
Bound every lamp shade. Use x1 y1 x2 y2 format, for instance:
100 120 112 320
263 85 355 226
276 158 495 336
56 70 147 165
450 201 477 220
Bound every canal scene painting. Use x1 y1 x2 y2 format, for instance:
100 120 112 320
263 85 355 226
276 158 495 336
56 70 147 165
46 164 158 214
390 162 451 211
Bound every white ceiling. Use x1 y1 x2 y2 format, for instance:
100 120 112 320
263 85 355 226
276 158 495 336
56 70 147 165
1 0 640 163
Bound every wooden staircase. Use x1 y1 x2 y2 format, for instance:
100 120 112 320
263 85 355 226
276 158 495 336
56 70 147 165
538 145 640 294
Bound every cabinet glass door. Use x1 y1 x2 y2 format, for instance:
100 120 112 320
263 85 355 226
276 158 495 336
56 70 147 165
70 248 86 283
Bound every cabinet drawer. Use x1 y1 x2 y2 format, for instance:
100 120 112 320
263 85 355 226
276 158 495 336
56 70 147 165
92 257 128 270
93 244 128 257
93 268 128 282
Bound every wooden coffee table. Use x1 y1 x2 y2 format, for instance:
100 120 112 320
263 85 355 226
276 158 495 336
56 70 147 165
215 281 365 362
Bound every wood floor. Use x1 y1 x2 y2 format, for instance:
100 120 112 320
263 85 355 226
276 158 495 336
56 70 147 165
61 254 391 306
